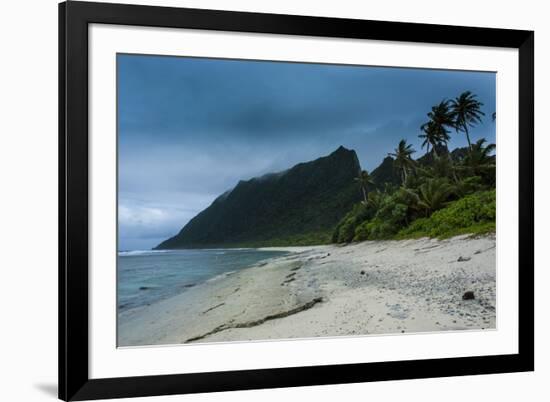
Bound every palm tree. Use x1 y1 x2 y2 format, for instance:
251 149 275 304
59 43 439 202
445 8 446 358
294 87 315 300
419 121 435 156
420 100 454 157
462 138 496 177
417 153 459 183
419 121 449 158
394 187 421 224
355 170 375 204
417 178 453 216
366 190 384 211
453 176 483 198
450 91 485 151
388 139 416 184
424 100 455 136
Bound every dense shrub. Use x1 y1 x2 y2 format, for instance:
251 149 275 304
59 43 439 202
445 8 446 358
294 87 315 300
396 190 495 239
338 189 495 242
332 203 369 243
354 218 401 241
348 187 419 241
453 175 484 198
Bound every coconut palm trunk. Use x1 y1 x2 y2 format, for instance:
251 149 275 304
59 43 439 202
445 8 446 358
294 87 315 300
450 91 485 153
355 170 374 204
463 123 472 150
431 143 439 159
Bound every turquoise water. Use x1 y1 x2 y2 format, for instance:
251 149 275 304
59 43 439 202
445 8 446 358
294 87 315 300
117 249 288 312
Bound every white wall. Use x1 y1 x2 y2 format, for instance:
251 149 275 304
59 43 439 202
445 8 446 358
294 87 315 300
0 0 546 401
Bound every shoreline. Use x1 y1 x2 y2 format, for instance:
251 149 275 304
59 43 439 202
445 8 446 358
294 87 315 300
118 234 496 347
256 245 331 252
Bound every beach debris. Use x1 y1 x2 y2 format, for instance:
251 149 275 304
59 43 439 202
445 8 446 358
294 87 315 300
201 302 225 315
282 277 296 285
185 297 324 342
462 291 475 300
360 270 366 275
415 244 440 251
457 256 471 262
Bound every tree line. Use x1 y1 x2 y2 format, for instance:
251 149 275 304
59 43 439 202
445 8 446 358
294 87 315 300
334 91 496 243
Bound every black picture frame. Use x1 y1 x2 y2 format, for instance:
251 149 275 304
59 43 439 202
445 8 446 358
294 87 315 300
59 1 534 400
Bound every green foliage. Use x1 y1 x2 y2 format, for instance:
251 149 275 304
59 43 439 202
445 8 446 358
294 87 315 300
355 170 375 203
352 187 420 240
366 190 384 211
453 176 484 198
450 91 485 149
354 218 399 241
417 153 457 181
417 177 454 216
333 91 496 244
460 138 496 185
332 201 373 243
396 190 495 239
419 100 454 156
388 139 416 184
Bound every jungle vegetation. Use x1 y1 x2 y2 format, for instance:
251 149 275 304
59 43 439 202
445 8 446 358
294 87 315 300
332 91 496 243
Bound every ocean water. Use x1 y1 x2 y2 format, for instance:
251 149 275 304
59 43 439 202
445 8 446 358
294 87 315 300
117 249 289 312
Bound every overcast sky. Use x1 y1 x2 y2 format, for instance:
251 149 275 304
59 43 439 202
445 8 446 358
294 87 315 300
117 54 496 250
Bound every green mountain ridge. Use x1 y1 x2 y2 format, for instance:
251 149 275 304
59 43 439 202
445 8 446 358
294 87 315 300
155 146 363 249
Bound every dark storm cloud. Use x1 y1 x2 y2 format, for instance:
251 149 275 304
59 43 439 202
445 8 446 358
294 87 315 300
117 54 496 250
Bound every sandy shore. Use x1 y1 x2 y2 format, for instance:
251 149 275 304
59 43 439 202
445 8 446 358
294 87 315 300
118 234 496 346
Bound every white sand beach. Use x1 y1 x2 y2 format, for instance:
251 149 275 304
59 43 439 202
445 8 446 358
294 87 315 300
118 234 496 346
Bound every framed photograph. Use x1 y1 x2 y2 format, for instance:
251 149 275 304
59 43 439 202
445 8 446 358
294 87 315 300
59 1 534 400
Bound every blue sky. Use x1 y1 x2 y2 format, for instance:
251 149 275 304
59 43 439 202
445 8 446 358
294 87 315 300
118 54 496 250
